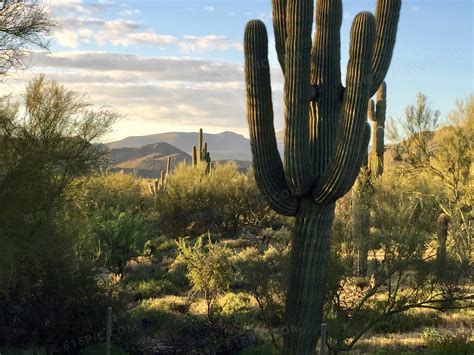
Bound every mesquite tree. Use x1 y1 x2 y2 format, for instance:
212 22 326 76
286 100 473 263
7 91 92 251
243 0 401 353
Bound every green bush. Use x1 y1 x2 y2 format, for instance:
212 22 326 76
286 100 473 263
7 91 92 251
125 279 177 300
217 292 255 325
372 311 442 334
90 207 153 276
129 296 189 331
153 162 274 237
422 328 473 354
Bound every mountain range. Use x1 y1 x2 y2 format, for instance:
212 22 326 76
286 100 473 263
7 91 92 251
107 131 257 161
105 131 270 177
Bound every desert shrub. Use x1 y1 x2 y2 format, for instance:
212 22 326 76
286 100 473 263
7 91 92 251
422 328 473 354
166 258 189 290
217 292 255 325
89 207 153 276
372 310 442 334
1 244 119 348
153 162 275 237
74 173 144 213
230 228 291 328
125 279 176 300
176 234 233 321
325 168 471 353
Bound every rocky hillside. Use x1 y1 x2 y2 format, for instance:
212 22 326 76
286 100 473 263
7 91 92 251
108 142 191 178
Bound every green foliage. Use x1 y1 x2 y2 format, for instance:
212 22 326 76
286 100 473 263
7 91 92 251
372 311 441 334
129 296 189 329
125 278 176 300
230 228 291 326
325 167 471 353
0 76 118 348
0 76 117 287
422 328 473 354
155 161 273 236
176 235 232 304
91 207 153 275
390 94 473 264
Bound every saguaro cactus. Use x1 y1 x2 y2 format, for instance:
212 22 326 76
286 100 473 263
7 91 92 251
192 145 198 166
353 82 387 276
368 82 387 177
191 128 212 173
352 165 372 277
244 0 401 353
436 213 450 277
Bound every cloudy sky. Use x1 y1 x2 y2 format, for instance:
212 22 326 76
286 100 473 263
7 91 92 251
0 0 472 142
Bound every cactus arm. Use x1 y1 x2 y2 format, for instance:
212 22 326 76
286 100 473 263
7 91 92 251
198 128 203 160
272 0 287 73
313 12 375 205
310 0 343 179
370 0 401 96
244 20 299 216
284 0 314 196
341 122 371 195
368 99 376 121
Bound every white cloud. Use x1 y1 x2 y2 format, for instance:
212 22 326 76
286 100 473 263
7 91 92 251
120 9 141 16
204 5 215 12
49 3 240 53
410 6 419 12
178 35 242 53
0 51 286 140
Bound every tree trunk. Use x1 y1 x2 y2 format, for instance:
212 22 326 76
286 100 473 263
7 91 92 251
283 199 335 354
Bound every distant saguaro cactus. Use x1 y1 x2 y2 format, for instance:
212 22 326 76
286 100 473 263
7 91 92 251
436 213 450 277
352 165 372 277
353 82 387 277
244 0 401 352
149 158 172 196
191 128 212 173
368 82 387 177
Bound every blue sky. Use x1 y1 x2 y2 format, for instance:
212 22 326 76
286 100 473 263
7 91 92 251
0 0 472 142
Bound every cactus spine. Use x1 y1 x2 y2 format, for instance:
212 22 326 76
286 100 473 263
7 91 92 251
244 1 400 352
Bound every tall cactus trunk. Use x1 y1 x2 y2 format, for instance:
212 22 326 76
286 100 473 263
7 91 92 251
352 182 370 277
284 201 335 354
